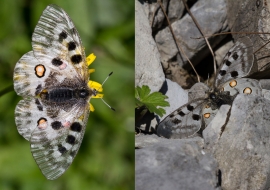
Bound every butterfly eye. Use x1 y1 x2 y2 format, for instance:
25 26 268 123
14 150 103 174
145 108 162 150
210 93 216 99
229 80 237 87
243 87 252 94
93 89 98 96
78 89 89 98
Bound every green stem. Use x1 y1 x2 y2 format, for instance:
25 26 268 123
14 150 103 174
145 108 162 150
0 85 14 97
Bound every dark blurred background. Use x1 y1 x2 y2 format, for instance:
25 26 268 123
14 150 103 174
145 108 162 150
0 0 134 189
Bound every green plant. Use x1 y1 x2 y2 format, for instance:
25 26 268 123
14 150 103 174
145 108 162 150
135 85 169 119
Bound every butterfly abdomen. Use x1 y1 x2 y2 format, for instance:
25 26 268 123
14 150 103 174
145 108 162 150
40 88 90 102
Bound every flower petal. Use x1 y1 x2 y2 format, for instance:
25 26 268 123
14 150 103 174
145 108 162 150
86 53 96 66
88 69 95 74
93 93 104 98
88 80 103 92
89 103 95 112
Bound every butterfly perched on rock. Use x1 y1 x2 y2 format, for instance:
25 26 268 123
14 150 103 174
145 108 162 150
13 4 104 180
157 36 263 139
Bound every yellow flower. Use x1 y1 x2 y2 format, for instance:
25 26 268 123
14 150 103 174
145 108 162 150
86 53 104 112
86 53 96 66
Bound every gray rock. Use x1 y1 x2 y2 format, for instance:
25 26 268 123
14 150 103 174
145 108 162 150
155 0 228 69
135 133 204 148
206 94 270 190
135 136 219 190
142 0 186 32
135 0 165 92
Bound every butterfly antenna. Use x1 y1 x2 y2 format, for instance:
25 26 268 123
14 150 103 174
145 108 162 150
97 72 115 111
100 98 115 111
101 71 113 86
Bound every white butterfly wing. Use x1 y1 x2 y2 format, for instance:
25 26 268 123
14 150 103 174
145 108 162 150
13 4 93 180
215 36 257 87
14 4 89 98
157 99 205 139
15 97 89 180
32 4 88 80
14 51 82 97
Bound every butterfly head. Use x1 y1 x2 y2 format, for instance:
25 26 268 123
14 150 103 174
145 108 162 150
77 87 90 98
209 93 217 100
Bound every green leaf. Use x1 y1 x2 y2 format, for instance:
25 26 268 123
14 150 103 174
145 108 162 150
135 85 170 117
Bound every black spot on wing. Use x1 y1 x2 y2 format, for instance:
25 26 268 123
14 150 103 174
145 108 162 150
71 54 82 64
187 105 194 111
58 144 67 154
70 150 77 157
225 60 231 66
219 70 226 76
172 118 181 124
59 31 68 42
35 84 42 96
68 41 76 51
35 99 43 111
192 114 200 121
52 58 63 66
230 71 238 77
70 122 82 132
232 52 238 60
66 135 76 145
178 111 185 116
51 121 63 130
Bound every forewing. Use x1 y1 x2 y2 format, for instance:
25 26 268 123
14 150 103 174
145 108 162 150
15 97 90 180
32 4 88 81
13 51 83 97
215 36 256 87
157 99 205 139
